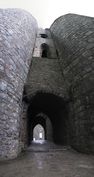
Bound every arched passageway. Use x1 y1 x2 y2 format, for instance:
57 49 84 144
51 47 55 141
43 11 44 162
33 124 45 143
27 92 69 146
41 43 50 58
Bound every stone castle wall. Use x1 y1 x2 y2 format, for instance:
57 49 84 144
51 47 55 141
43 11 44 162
50 14 94 153
25 29 67 99
33 28 57 58
0 9 38 159
0 10 94 160
25 57 67 99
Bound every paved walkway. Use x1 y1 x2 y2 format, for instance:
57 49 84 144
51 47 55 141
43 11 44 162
0 142 94 177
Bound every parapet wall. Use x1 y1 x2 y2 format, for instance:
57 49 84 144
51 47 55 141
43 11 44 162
50 14 94 153
0 9 38 159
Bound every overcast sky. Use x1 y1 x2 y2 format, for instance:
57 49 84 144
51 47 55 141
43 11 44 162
0 0 94 28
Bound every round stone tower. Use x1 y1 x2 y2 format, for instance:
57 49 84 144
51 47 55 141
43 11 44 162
50 13 94 153
0 9 38 159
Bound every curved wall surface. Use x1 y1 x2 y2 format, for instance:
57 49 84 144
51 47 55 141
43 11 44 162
0 9 38 159
50 14 94 153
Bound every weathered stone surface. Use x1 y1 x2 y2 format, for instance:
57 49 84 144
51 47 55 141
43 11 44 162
0 9 38 160
0 145 94 177
0 11 94 160
50 13 94 153
33 29 57 58
25 57 67 99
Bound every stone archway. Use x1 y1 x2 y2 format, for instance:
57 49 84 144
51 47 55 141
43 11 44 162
32 113 53 142
27 91 69 146
33 124 45 142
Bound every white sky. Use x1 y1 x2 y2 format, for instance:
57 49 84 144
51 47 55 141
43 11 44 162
0 0 94 28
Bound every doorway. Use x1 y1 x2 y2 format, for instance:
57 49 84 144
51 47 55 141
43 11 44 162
41 43 50 58
33 124 45 143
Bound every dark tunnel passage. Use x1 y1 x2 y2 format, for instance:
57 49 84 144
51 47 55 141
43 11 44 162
31 115 47 141
27 92 69 146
